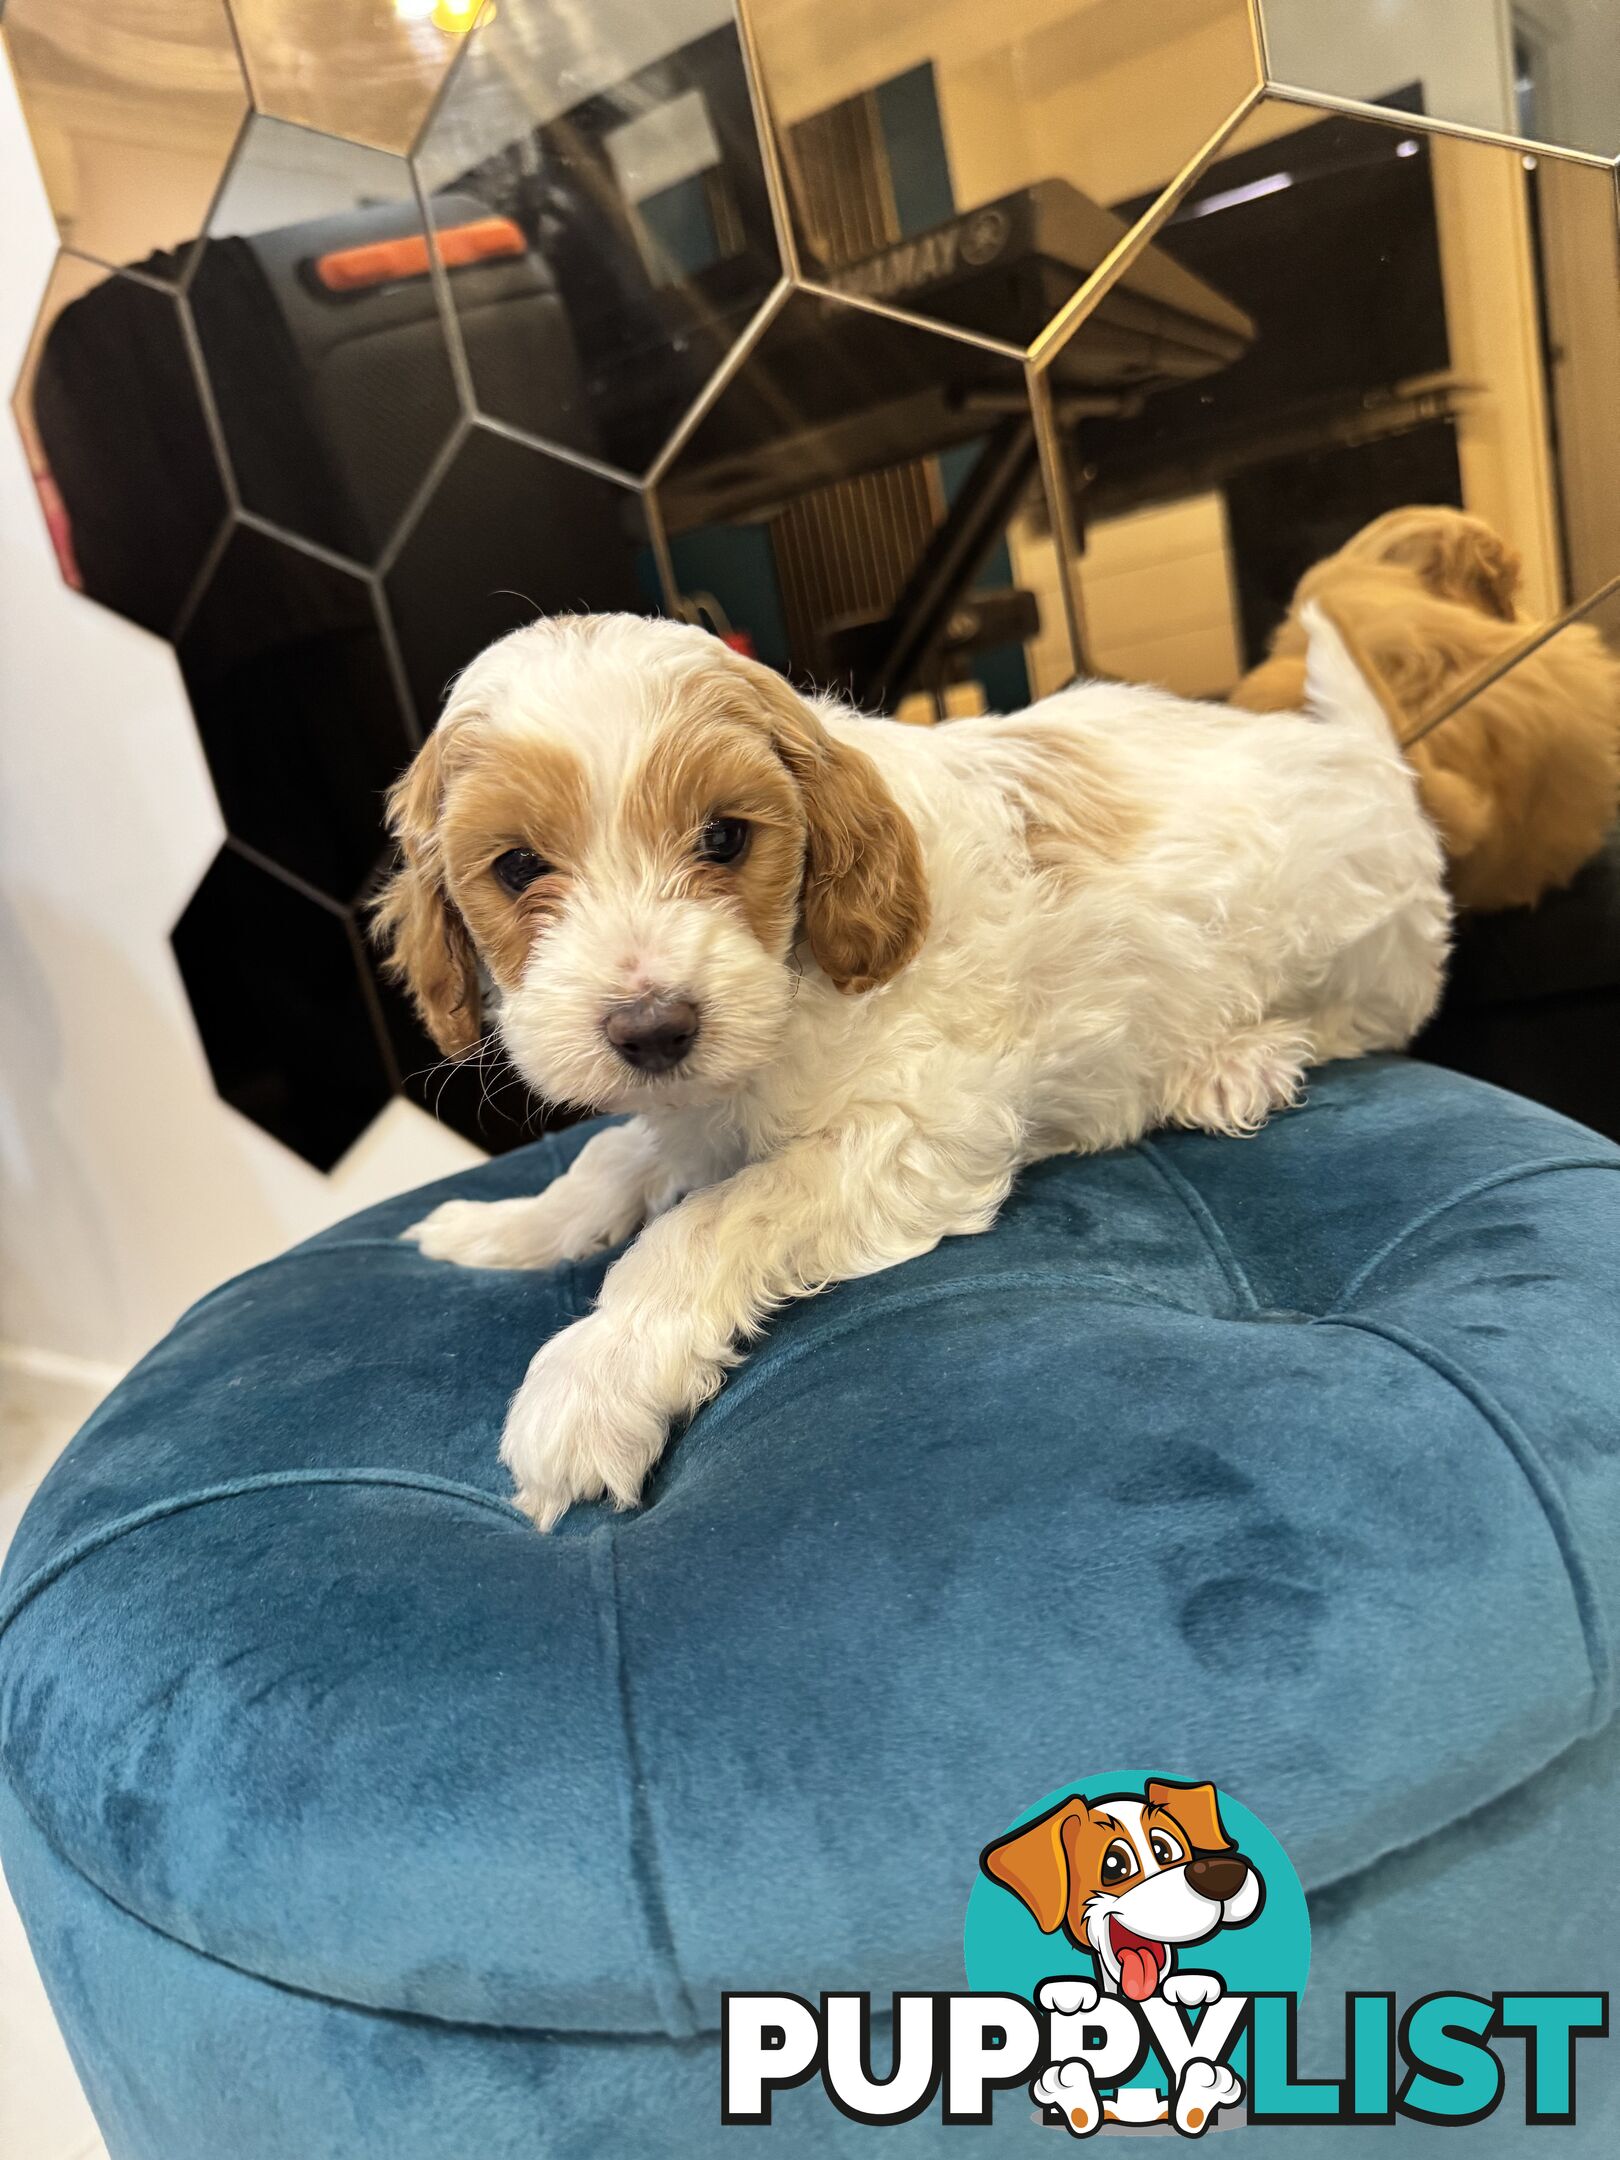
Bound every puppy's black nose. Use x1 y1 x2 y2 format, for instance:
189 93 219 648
1186 1853 1249 1903
603 994 700 1074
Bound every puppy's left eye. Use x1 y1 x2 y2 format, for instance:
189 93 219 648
492 847 550 894
1149 1832 1183 1866
1100 1840 1137 1886
696 816 750 865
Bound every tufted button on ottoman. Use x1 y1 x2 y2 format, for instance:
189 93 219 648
2 1057 1618 2156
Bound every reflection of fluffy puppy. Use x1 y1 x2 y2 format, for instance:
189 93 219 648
1234 506 1620 912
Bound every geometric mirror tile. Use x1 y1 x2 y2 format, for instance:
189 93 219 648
171 843 398 1172
1047 98 1620 693
226 0 484 158
651 287 1059 709
10 252 228 636
177 525 416 905
0 0 246 278
9 1 1618 1173
414 0 781 476
1412 592 1620 1142
189 116 463 564
740 0 1259 346
383 422 654 728
1260 0 1620 159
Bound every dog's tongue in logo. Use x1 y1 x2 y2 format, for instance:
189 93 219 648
1111 1920 1166 2002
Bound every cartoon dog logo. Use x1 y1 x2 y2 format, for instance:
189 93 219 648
980 1779 1264 2135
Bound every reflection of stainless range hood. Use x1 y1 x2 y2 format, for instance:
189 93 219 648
822 178 1257 387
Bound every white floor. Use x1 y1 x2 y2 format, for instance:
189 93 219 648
0 1359 114 2160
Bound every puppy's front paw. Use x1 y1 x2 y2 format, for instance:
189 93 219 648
1160 1971 1223 2010
499 1316 671 1530
1170 1025 1308 1139
1032 2055 1103 2138
406 1198 537 1268
1174 2058 1242 2136
405 1193 618 1271
1037 1978 1100 2017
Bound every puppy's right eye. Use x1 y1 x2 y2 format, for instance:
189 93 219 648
492 847 549 894
1100 1841 1137 1887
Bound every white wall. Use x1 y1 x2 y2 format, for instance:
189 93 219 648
1261 0 1517 134
0 48 484 1377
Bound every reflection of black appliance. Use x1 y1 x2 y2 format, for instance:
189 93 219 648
189 191 594 563
824 180 1255 383
1089 110 1462 661
654 188 1253 705
659 183 1254 532
1096 115 1449 485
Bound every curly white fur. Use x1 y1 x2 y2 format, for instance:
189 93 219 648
395 608 1450 1525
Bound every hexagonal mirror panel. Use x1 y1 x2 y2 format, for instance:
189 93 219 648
11 251 228 636
178 525 417 905
414 0 782 476
189 114 463 564
172 844 399 1171
652 288 1070 709
741 0 1260 347
1036 99 1620 702
227 0 485 157
0 0 247 278
1260 0 1620 159
1413 588 1620 1141
383 422 656 726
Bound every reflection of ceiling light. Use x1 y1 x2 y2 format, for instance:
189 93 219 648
1523 153 1539 170
393 0 437 19
1183 172 1293 220
1395 138 1421 158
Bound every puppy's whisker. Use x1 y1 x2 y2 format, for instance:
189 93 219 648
402 1030 504 1125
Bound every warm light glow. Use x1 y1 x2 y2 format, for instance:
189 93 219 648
392 0 437 21
429 0 485 32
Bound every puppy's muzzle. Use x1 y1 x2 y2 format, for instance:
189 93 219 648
602 993 701 1075
1185 1853 1250 1903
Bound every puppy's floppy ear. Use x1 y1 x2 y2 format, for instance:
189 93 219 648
728 652 928 993
372 722 482 1056
1357 508 1523 623
980 1797 1088 1934
1447 522 1522 623
1147 1779 1234 1855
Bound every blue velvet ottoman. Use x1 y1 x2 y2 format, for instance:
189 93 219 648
2 1058 1617 2156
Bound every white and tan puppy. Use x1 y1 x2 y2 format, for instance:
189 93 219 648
376 608 1448 1527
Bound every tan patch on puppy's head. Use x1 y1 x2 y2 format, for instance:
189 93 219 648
373 717 593 1048
372 717 484 1056
624 714 808 960
673 645 931 993
1340 505 1523 622
980 1797 1143 1950
435 732 592 990
1144 1779 1233 1856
